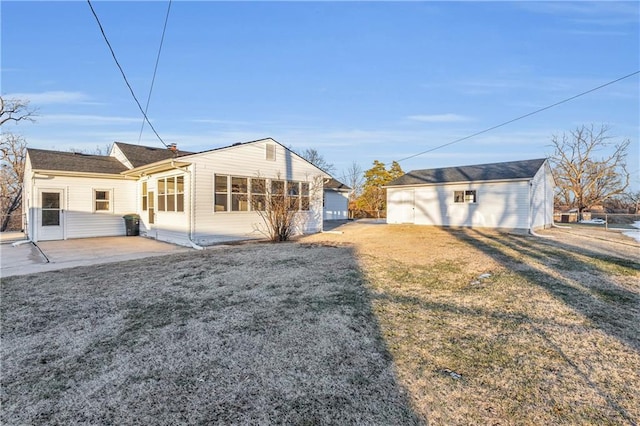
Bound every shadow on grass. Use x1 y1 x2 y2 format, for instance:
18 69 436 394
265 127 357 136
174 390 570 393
0 243 425 425
444 227 639 424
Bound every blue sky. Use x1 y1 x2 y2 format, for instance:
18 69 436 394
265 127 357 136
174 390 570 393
2 1 639 186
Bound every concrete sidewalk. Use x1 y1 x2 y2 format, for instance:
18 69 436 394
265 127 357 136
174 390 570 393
1 236 192 278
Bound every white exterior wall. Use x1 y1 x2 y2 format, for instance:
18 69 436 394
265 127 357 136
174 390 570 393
26 172 137 242
529 161 554 230
324 190 349 220
387 180 532 230
110 144 133 169
162 140 325 246
23 139 327 246
140 169 192 246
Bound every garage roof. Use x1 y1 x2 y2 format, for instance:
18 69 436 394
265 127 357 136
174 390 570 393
387 158 547 186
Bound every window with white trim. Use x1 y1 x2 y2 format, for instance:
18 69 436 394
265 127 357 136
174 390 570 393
215 175 228 212
287 181 299 210
251 178 266 211
300 182 310 211
142 181 148 211
231 177 249 211
157 176 185 212
454 190 477 204
94 189 112 212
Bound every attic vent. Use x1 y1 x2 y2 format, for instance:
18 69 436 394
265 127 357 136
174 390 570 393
266 143 276 161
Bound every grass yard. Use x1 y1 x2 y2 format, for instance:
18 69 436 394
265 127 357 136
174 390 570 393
2 223 639 425
1 243 420 425
303 223 640 425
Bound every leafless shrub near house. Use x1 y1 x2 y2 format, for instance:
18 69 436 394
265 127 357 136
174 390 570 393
252 174 322 242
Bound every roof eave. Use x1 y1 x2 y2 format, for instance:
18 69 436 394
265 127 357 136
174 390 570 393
384 176 535 188
121 159 192 177
32 169 133 179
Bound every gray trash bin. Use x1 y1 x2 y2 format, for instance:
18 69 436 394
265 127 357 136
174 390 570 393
123 214 140 236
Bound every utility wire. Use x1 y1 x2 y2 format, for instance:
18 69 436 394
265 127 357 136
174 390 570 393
138 0 172 144
397 70 640 163
87 0 168 147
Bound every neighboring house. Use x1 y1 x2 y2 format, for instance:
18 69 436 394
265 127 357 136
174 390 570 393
323 178 350 221
385 158 554 232
23 138 331 247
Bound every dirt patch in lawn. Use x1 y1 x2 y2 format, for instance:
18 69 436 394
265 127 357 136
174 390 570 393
1 243 422 425
302 222 640 425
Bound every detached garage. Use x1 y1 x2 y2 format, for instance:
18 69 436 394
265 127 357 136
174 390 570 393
386 158 554 232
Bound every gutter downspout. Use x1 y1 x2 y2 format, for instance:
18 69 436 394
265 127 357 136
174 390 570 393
170 160 204 250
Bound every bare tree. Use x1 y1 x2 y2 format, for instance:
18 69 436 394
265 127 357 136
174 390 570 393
340 161 363 219
0 97 37 126
1 134 27 231
624 190 640 214
550 124 630 219
1 96 36 232
300 148 336 175
341 161 364 202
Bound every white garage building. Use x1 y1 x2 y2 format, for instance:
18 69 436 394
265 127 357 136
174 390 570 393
385 158 554 232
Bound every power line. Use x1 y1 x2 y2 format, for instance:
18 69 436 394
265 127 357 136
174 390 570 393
87 0 168 148
138 0 172 144
397 70 640 163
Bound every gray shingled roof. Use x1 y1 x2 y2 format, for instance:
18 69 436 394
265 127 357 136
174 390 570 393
114 142 193 168
324 178 351 190
387 158 547 186
27 148 129 174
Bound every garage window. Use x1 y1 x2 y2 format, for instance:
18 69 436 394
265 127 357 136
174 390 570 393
454 190 477 204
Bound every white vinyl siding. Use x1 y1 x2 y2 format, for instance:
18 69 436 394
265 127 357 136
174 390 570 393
388 180 532 230
25 139 327 246
188 139 325 245
149 170 191 246
27 174 136 241
529 162 555 230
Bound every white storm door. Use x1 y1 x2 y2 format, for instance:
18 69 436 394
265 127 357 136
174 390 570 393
38 189 65 241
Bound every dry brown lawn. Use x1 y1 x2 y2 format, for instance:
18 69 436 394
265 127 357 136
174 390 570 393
1 243 420 425
304 222 640 425
2 222 638 425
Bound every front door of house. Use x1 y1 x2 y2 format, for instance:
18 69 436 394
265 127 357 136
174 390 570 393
38 189 65 241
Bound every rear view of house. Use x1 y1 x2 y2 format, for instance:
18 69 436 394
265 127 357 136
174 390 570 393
23 138 330 246
386 158 554 232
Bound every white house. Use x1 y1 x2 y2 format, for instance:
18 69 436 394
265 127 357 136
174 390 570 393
23 138 330 247
323 178 350 220
385 158 554 232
